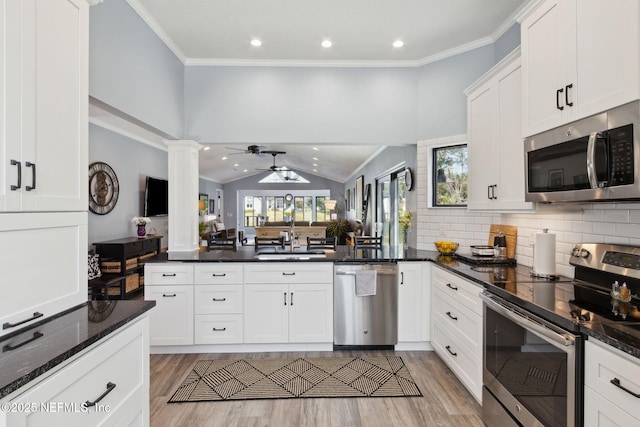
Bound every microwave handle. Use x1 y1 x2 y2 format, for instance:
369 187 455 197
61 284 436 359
586 132 599 189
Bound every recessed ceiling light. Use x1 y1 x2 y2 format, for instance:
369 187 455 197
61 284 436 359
313 163 318 167
393 40 404 48
243 169 248 173
312 147 319 151
321 40 332 48
221 156 228 160
312 157 319 161
233 163 239 167
313 169 318 172
203 146 210 151
250 39 262 47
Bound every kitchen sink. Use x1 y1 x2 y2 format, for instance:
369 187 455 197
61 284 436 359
254 250 327 260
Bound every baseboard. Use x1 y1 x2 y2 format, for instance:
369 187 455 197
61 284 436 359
394 342 434 351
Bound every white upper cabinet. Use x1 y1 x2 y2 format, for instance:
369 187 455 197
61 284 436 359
520 0 640 137
0 0 88 212
466 49 534 211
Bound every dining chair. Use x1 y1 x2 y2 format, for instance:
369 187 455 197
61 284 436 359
354 236 382 249
307 236 337 250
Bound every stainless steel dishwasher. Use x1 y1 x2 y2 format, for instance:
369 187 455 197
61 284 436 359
333 263 398 349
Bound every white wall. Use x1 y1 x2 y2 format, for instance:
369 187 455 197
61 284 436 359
416 138 640 278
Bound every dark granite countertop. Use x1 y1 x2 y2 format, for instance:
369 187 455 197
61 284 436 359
0 300 155 398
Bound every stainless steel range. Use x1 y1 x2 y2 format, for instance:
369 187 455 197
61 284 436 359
481 243 640 427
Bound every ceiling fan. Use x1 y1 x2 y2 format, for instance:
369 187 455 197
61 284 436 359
225 145 286 156
256 152 299 180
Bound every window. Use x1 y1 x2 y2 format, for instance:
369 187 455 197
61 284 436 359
241 192 329 226
266 196 285 222
243 196 263 226
376 167 408 247
315 196 330 221
293 196 313 222
433 144 468 207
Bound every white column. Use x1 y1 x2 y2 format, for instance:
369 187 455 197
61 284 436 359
165 140 201 253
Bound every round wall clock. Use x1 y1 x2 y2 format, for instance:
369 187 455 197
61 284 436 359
404 167 414 191
88 161 119 215
284 193 293 202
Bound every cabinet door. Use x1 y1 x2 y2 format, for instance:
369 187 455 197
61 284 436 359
1 0 87 212
0 213 86 338
571 0 639 121
467 81 497 210
398 263 425 342
289 283 332 343
521 0 567 136
243 284 288 343
144 285 193 346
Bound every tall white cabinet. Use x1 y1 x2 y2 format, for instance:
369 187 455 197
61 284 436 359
466 49 533 211
0 0 88 337
519 0 640 137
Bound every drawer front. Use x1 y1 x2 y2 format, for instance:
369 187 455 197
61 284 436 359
195 314 243 344
585 340 640 420
195 285 243 314
432 266 483 315
244 262 333 284
194 264 243 285
584 385 640 427
144 264 193 285
6 318 147 426
432 317 482 402
432 287 482 355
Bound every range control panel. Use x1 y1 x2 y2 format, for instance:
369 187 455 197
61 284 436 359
570 243 640 280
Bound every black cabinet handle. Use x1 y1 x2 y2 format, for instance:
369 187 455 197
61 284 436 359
212 298 226 302
284 292 287 305
446 283 458 291
211 273 226 277
282 272 296 276
611 378 640 398
212 327 227 332
162 293 177 297
85 382 116 407
400 272 404 285
10 160 21 190
446 311 458 321
3 312 43 330
487 185 491 200
290 292 294 306
565 84 573 107
162 273 177 277
3 331 43 352
492 185 498 199
25 161 36 191
556 88 564 110
445 345 457 356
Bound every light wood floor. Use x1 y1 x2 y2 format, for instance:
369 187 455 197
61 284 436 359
150 350 483 427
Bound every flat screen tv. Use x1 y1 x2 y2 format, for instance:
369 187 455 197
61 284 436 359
144 176 168 217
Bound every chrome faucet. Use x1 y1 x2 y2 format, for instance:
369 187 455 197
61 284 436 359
290 221 296 252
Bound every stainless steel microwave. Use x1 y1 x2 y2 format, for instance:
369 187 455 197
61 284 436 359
524 101 640 203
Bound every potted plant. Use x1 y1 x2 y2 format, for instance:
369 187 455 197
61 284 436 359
325 219 351 245
199 221 210 246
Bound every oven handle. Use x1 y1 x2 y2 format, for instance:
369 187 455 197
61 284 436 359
586 131 599 189
480 292 575 347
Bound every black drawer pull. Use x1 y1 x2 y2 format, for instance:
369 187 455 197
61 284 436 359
25 161 36 191
85 382 116 407
10 160 21 190
445 345 457 357
162 293 177 297
3 312 43 329
556 87 564 110
290 292 294 306
446 311 458 321
212 327 227 332
611 377 640 398
446 283 458 291
284 292 287 306
400 272 404 285
3 331 43 352
212 298 227 302
162 273 177 277
211 273 227 277
282 272 296 276
565 83 573 107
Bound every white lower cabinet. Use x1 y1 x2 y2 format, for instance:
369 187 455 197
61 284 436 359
398 262 430 343
194 264 244 345
584 339 640 426
3 316 150 427
144 264 194 346
244 263 333 344
431 265 483 403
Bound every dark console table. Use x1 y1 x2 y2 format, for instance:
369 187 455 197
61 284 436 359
90 235 162 300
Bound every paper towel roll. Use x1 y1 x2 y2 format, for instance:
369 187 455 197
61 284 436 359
533 230 556 276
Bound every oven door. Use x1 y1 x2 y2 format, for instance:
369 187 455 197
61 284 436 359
481 292 582 427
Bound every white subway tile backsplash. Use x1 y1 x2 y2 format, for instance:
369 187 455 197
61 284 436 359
603 209 630 223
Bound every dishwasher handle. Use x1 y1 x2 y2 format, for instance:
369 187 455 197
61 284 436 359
335 269 397 276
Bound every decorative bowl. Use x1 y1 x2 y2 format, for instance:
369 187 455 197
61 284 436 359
434 241 459 256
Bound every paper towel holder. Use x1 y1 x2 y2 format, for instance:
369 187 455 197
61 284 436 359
530 228 560 280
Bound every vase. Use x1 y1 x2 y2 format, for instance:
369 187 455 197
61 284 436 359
137 224 146 239
402 228 409 251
